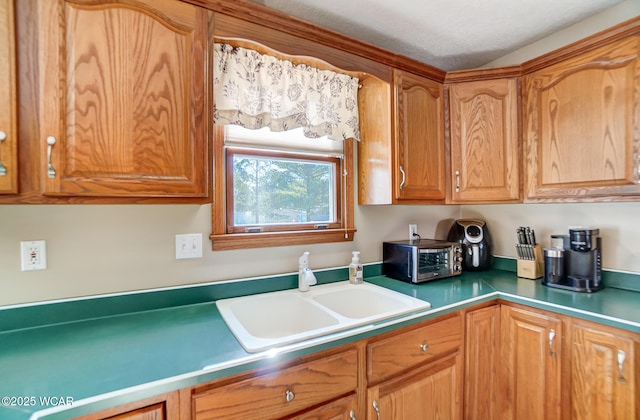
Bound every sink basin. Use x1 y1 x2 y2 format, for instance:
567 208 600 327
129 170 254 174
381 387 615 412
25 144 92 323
216 281 431 352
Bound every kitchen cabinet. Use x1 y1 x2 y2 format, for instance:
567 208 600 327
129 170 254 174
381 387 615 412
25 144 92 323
447 78 520 203
500 305 563 420
0 0 17 194
522 34 640 201
366 313 463 419
36 0 209 198
187 347 358 420
74 391 179 420
393 69 446 203
464 305 501 420
570 318 639 420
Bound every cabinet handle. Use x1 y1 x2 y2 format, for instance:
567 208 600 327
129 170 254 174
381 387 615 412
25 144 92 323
0 131 6 176
284 389 295 403
617 350 627 384
349 409 356 420
372 400 380 420
420 343 429 352
46 136 57 179
455 170 460 192
548 329 556 357
399 165 406 190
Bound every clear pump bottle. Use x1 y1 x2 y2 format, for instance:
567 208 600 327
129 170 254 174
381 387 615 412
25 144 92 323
349 251 363 284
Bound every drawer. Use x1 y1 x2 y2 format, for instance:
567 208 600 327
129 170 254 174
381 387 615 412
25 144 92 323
367 313 462 383
193 348 358 420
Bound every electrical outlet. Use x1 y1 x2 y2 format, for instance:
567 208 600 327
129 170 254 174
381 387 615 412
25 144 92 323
175 233 203 259
409 224 418 241
21 240 47 271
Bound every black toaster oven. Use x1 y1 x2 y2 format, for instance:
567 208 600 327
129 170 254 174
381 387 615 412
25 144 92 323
383 239 462 283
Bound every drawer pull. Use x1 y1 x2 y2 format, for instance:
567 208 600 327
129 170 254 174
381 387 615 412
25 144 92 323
617 350 626 384
349 409 356 420
548 329 556 357
455 170 460 192
399 165 406 190
0 131 6 176
284 389 295 403
420 343 429 353
372 400 380 420
46 136 57 179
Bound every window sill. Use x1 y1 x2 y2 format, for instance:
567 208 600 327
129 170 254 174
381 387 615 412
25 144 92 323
210 229 356 251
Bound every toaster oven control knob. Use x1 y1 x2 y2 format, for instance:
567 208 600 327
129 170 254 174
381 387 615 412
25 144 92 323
454 246 462 253
454 265 461 272
454 256 463 262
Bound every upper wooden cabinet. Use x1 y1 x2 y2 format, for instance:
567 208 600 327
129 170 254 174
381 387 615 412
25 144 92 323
447 78 520 203
0 0 17 194
393 69 446 203
523 34 640 201
36 0 209 198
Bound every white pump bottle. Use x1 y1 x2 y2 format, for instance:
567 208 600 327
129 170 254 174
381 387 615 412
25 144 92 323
349 251 363 284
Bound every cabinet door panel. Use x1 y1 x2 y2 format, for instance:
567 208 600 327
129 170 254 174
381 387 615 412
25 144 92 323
393 69 445 202
571 321 637 420
500 306 562 420
0 0 17 194
367 353 462 420
38 0 208 197
449 78 520 202
523 36 640 199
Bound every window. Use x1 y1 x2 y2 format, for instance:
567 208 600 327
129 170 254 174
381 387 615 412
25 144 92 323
211 126 355 250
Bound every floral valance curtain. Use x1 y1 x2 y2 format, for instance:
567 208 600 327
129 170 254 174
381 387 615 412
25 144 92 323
213 43 360 141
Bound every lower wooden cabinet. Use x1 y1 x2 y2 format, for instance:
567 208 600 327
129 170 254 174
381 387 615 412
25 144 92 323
571 318 638 420
73 392 179 420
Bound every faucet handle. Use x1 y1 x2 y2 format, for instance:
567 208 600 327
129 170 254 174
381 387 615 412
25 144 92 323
304 267 317 286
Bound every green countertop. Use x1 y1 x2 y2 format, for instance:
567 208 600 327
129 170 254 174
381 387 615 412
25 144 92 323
1 268 639 420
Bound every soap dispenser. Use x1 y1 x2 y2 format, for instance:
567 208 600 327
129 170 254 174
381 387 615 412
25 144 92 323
349 251 363 284
298 252 317 292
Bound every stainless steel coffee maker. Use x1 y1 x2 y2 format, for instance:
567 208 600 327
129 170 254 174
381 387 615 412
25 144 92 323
543 227 603 292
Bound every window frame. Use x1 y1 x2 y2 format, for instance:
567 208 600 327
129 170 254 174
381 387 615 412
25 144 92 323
211 126 356 251
225 147 343 234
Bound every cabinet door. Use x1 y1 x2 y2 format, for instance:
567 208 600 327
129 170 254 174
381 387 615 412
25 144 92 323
523 35 640 200
448 78 520 203
500 305 562 420
464 305 500 420
393 69 446 203
0 0 17 194
367 353 462 420
37 0 209 197
571 320 638 420
290 394 358 420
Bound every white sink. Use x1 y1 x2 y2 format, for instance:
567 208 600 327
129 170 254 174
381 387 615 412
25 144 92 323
216 281 431 352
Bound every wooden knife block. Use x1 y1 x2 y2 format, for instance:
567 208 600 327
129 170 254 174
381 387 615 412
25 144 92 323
517 244 544 279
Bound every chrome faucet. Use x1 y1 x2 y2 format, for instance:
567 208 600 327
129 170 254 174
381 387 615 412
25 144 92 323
298 252 317 292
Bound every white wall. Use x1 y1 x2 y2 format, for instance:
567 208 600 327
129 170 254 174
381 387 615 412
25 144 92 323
0 203 458 306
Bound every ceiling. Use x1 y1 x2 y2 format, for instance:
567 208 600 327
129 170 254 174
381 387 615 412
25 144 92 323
248 0 625 70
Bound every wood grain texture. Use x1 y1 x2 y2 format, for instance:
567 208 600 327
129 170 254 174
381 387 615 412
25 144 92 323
192 349 358 420
500 305 562 420
288 394 358 420
448 78 520 203
464 305 501 420
367 313 462 384
393 69 446 203
367 353 462 420
74 391 179 420
38 0 209 197
523 35 640 201
357 75 393 205
571 319 638 420
0 0 17 194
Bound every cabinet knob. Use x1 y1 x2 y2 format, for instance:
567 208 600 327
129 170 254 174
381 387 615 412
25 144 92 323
399 165 406 190
46 136 57 179
284 389 295 403
0 131 6 177
617 350 627 384
420 343 429 353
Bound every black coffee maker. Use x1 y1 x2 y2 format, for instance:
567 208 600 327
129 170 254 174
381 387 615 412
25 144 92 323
543 227 603 292
447 219 493 271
